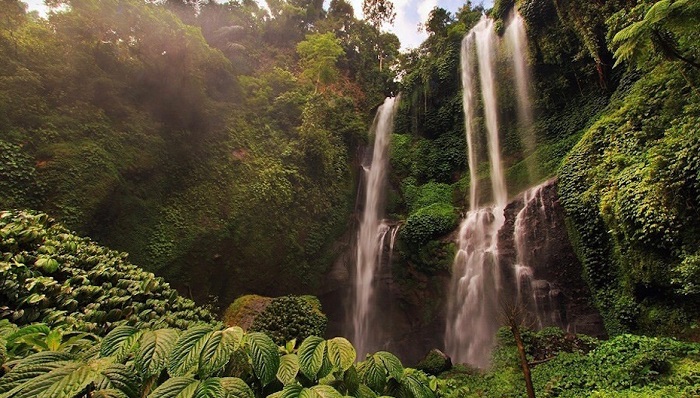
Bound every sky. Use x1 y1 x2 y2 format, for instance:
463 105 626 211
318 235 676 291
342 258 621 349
22 0 494 50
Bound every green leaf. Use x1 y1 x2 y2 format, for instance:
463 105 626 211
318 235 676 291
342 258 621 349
357 357 385 393
193 378 225 398
325 338 355 371
168 326 214 377
374 352 403 380
299 385 344 398
298 336 326 380
219 377 255 398
147 376 199 398
277 354 300 385
135 329 180 379
101 326 142 361
244 332 280 386
268 384 303 398
198 326 243 378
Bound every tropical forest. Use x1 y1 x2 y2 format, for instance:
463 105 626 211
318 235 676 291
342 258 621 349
0 0 698 396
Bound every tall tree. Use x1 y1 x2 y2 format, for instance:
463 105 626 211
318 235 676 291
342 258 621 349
296 32 344 93
362 0 395 29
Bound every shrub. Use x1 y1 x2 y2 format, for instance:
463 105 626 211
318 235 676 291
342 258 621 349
249 295 328 346
400 203 458 246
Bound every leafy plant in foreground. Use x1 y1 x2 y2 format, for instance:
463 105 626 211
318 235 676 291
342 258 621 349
0 321 437 398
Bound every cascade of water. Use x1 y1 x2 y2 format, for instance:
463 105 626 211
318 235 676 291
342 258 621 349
446 12 538 367
504 12 537 177
513 182 566 330
353 96 399 359
446 16 508 368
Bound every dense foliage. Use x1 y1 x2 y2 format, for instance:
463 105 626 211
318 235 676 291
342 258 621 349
558 0 700 336
0 320 438 398
440 328 700 397
0 210 217 334
0 0 399 303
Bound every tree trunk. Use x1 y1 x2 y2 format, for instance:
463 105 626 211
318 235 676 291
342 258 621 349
510 324 536 398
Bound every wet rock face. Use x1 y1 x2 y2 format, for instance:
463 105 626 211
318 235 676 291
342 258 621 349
321 178 605 365
498 179 606 337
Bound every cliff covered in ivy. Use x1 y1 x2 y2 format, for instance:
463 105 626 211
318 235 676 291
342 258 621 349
384 0 699 342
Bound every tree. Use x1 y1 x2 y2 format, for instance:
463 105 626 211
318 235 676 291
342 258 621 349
362 0 395 29
296 32 344 93
611 0 700 70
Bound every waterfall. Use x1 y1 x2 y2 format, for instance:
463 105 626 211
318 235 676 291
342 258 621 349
513 182 565 330
504 12 537 178
446 12 536 367
353 96 399 359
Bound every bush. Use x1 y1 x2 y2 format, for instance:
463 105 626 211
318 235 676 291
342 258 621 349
401 203 458 246
0 210 218 335
249 295 328 346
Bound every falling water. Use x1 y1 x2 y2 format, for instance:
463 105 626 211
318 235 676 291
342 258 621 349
446 13 537 367
446 17 508 368
513 182 565 329
353 96 399 359
504 12 537 177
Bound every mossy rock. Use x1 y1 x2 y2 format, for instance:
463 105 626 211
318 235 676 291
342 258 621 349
416 349 452 376
222 294 273 330
223 294 328 346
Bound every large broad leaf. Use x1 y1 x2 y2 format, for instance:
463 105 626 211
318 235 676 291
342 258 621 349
399 373 435 398
354 384 379 398
277 354 300 385
198 326 244 378
373 352 403 381
0 357 128 398
325 338 355 372
101 326 142 361
90 389 129 398
219 377 255 398
268 384 303 398
298 336 326 380
6 324 50 346
168 326 214 377
0 352 73 394
356 357 385 393
299 385 344 398
244 332 279 387
193 378 225 398
135 329 180 379
147 377 199 398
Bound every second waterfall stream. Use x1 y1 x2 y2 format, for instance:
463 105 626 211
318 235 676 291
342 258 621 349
352 96 400 359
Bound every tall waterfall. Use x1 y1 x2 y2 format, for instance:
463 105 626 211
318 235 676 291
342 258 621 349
505 12 537 177
353 96 399 359
446 13 535 367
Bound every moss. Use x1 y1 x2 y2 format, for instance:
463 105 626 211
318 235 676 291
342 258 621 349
222 294 273 330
